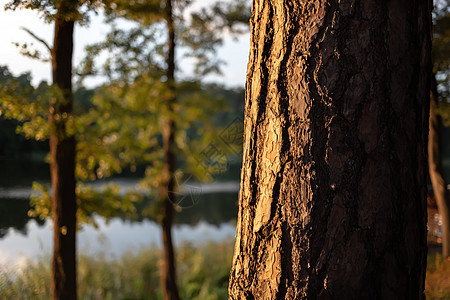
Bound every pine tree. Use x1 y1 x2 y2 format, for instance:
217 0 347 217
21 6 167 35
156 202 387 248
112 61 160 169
229 1 431 298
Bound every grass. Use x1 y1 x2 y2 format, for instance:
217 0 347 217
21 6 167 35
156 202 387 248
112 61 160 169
426 249 450 300
0 240 234 300
1 241 449 299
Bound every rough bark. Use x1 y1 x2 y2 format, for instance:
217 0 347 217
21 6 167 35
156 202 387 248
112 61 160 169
229 0 431 299
50 1 77 299
428 74 450 258
160 0 180 299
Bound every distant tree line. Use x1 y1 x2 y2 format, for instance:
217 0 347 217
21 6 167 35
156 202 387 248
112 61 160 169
0 64 244 162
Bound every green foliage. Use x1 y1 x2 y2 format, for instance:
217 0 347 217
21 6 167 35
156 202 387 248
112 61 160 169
178 0 251 76
28 180 142 228
29 182 52 220
73 0 249 221
1 0 250 229
0 240 235 299
73 86 95 113
102 0 169 24
77 0 251 82
76 182 141 226
76 77 167 181
74 75 235 219
0 66 50 142
209 0 251 33
0 64 244 226
78 24 165 82
0 72 78 142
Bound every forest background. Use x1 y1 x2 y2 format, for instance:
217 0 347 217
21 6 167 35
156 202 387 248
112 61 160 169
0 0 449 299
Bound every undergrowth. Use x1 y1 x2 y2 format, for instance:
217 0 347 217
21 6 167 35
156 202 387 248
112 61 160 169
1 240 449 299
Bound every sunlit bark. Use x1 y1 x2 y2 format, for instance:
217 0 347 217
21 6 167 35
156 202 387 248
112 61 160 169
229 0 431 298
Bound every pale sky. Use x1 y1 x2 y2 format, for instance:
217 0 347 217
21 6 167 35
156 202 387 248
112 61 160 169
0 0 250 88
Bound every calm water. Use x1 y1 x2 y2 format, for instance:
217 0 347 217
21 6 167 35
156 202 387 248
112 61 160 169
0 159 239 266
2 159 442 268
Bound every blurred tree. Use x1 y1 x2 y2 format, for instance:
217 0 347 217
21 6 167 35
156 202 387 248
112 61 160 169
429 0 450 258
2 1 101 299
76 0 250 298
1 1 249 298
429 76 450 258
0 66 49 158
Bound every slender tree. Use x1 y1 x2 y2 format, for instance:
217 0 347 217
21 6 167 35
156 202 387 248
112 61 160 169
78 1 250 298
229 0 431 298
429 1 450 258
49 2 77 298
3 1 100 298
5 1 78 298
429 74 450 258
160 1 179 298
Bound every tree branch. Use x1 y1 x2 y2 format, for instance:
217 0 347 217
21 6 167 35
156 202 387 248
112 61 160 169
20 27 52 53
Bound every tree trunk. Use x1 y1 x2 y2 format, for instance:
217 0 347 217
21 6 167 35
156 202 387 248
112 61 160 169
229 1 431 299
160 0 180 299
428 74 450 258
50 2 77 299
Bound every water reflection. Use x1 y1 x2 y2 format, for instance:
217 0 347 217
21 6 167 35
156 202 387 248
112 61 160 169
0 159 50 188
0 217 237 262
0 184 239 260
0 198 45 238
0 187 239 229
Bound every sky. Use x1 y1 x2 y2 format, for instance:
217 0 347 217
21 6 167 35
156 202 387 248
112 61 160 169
0 0 250 88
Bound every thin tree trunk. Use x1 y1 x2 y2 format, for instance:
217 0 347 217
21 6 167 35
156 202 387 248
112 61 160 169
160 0 180 299
229 0 431 299
428 74 450 258
50 2 77 299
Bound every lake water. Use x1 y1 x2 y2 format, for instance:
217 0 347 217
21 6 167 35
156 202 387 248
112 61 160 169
0 159 240 268
1 159 443 269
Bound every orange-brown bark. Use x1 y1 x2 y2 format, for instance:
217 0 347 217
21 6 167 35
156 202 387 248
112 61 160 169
229 0 431 298
50 1 77 299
